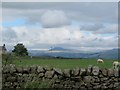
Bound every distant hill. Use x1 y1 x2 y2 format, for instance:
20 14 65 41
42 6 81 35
28 48 119 59
91 48 119 59
49 47 70 51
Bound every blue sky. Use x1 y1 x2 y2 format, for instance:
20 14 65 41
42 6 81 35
1 2 118 51
2 18 25 27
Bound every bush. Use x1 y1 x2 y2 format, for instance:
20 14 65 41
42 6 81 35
2 53 14 65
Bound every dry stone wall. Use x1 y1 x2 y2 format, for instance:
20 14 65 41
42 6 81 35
2 64 120 89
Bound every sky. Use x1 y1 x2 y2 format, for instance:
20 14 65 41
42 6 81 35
0 1 119 51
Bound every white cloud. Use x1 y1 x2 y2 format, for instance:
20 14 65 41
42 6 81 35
2 26 118 51
94 24 118 34
2 8 70 27
81 23 104 31
41 10 71 28
2 2 117 25
10 26 80 45
80 24 118 34
1 2 118 51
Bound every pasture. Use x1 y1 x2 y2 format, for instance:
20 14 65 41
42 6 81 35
11 57 117 70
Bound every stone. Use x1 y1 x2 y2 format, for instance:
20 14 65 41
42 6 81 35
13 82 19 88
2 65 120 89
99 74 104 78
99 74 105 78
30 65 37 73
64 80 71 85
58 75 64 80
80 80 85 86
53 84 63 88
75 82 80 87
80 87 87 90
23 74 29 82
55 79 61 84
53 74 58 79
101 77 108 82
80 68 86 76
4 82 12 87
91 83 100 86
17 75 24 82
102 83 110 86
71 76 81 81
108 84 114 89
87 87 93 90
72 85 80 89
2 65 10 73
101 85 108 89
84 76 93 83
101 68 108 76
6 76 16 82
93 85 101 89
32 76 39 82
38 73 44 78
118 77 120 82
23 66 30 74
45 71 55 79
44 66 53 71
93 76 100 83
108 69 114 76
63 69 71 77
54 68 63 75
85 83 92 88
71 68 80 76
18 73 22 76
27 76 33 82
87 65 93 75
9 64 16 74
114 69 119 77
16 66 23 73
3 73 11 80
113 82 119 88
37 66 45 73
111 77 118 82
92 66 99 76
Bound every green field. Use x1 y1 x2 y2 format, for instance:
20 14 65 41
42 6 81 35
10 57 117 69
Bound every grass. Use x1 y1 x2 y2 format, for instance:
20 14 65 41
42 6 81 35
10 57 117 69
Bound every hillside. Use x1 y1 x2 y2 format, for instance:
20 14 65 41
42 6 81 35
28 48 119 59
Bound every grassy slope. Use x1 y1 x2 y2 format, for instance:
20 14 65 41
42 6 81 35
12 57 115 69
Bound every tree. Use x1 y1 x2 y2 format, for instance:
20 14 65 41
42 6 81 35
12 43 28 56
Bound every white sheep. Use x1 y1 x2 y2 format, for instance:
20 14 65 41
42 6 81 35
97 59 104 64
113 61 120 69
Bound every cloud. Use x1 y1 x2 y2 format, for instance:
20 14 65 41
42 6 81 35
2 8 71 27
2 27 17 41
12 26 80 44
81 23 104 31
40 10 71 28
1 2 118 51
80 24 118 34
2 2 117 24
94 24 118 34
3 26 118 51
